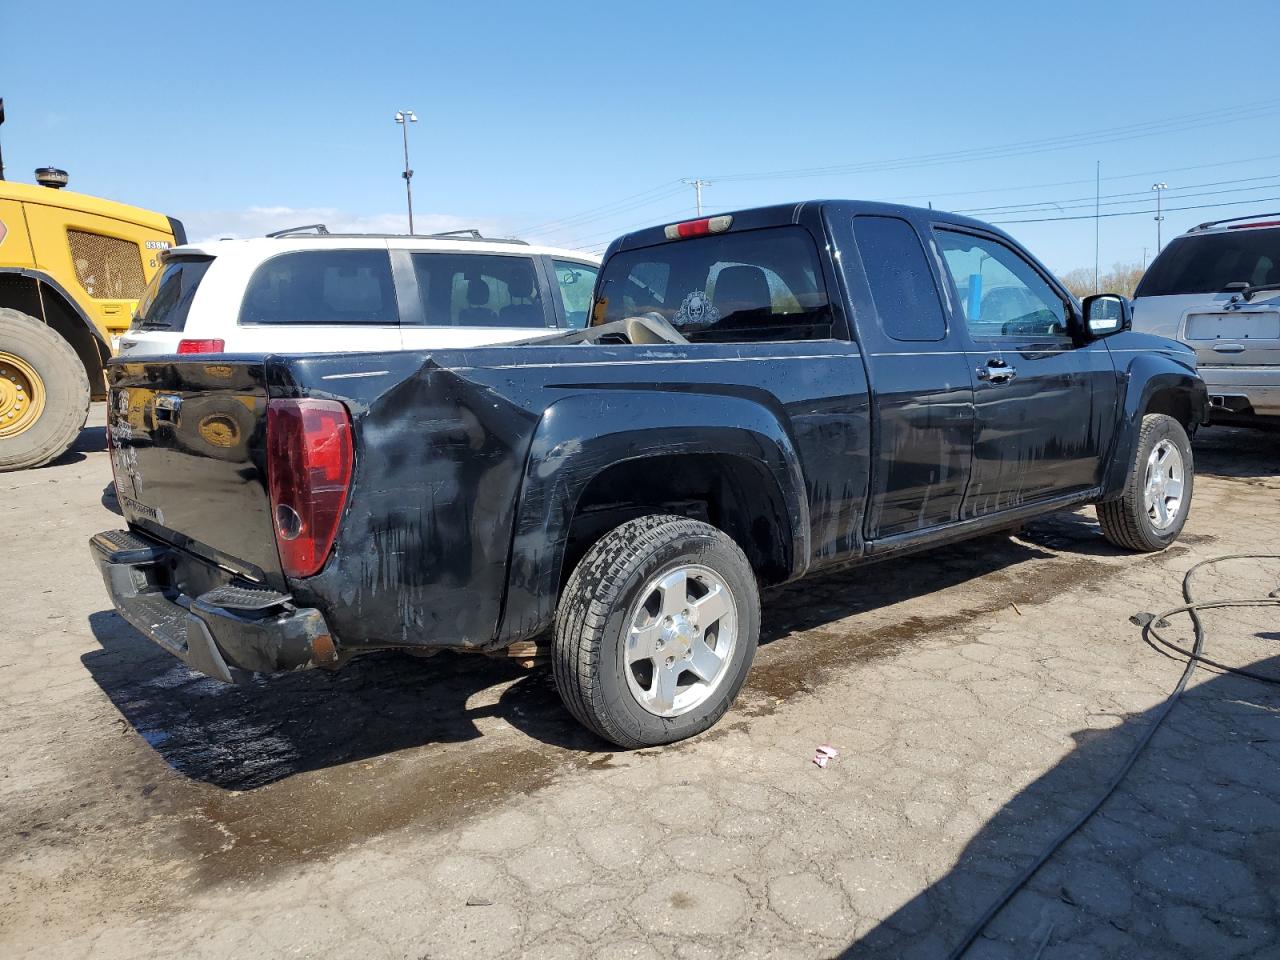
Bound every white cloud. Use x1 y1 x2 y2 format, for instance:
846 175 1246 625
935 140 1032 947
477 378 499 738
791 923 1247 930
180 205 506 243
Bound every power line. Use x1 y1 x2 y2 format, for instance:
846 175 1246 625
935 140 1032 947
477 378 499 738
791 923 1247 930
558 203 697 250
512 103 1280 251
707 99 1280 183
959 177 1280 218
955 173 1280 215
514 182 684 237
869 152 1280 205
514 107 1280 245
990 194 1280 225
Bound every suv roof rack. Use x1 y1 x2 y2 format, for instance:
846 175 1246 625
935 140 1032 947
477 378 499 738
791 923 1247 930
262 224 528 244
1189 212 1280 232
265 223 331 238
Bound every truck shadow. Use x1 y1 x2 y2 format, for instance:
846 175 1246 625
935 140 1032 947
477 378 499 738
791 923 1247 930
82 609 588 790
836 647 1280 959
81 519 1110 791
1193 424 1280 480
100 480 122 515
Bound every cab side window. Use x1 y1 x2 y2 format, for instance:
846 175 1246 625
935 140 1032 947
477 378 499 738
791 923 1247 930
934 230 1070 340
852 216 947 342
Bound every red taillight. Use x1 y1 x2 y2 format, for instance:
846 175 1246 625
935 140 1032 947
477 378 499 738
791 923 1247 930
663 214 733 240
266 398 353 579
1228 220 1280 230
177 338 225 354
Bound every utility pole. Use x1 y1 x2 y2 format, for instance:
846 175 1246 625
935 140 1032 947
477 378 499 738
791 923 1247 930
1142 247 1148 270
1152 182 1168 253
395 110 418 234
683 178 711 216
0 98 6 181
1093 160 1101 294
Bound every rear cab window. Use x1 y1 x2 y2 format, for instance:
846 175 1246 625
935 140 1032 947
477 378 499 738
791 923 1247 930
852 216 946 342
239 249 398 325
1136 227 1280 297
132 256 213 331
410 253 548 328
594 226 833 342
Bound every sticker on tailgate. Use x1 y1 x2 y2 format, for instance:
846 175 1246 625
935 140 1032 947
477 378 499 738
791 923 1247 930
119 494 164 525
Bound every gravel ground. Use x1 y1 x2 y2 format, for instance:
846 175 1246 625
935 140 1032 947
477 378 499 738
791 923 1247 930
1 405 1277 959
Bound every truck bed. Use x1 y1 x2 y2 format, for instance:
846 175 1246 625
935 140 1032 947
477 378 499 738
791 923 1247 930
107 340 870 653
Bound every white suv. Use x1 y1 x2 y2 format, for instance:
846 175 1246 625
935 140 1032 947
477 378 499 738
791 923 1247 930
1132 213 1280 425
119 227 600 356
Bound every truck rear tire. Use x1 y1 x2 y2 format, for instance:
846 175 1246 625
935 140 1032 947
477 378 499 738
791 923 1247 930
1096 413 1193 552
0 308 90 472
553 514 760 748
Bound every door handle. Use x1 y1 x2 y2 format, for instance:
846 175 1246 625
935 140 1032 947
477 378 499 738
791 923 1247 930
1211 343 1246 353
976 359 1017 384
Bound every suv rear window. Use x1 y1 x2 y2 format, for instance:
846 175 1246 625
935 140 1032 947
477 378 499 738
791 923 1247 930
594 226 832 342
132 256 213 331
1136 227 1280 297
239 250 398 325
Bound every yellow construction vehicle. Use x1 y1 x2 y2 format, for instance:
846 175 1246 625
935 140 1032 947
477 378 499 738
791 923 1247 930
0 159 184 470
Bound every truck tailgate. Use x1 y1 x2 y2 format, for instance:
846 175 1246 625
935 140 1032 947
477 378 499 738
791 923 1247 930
108 358 282 583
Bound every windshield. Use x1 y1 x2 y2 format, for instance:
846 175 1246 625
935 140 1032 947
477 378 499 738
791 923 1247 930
132 256 213 331
1135 227 1280 297
593 226 832 342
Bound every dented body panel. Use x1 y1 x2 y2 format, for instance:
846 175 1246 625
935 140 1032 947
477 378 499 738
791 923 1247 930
94 200 1207 679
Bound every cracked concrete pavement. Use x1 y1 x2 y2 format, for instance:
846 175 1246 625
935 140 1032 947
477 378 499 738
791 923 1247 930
1 406 1278 958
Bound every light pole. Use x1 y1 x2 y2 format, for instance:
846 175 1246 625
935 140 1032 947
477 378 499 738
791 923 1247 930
395 110 418 234
1152 182 1168 253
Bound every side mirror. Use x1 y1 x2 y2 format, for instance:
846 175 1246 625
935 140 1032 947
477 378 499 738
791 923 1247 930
1082 293 1131 337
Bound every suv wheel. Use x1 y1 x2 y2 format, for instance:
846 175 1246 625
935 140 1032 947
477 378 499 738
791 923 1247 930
1096 414 1193 551
553 514 760 748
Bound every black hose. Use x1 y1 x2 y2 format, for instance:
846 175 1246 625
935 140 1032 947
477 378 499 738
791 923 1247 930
947 553 1280 960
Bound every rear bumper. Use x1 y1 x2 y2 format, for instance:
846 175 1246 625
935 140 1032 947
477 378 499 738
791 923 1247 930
90 529 338 683
1199 366 1280 419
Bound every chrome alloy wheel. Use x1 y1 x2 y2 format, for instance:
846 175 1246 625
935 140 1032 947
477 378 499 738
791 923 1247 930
624 564 738 718
1144 438 1185 530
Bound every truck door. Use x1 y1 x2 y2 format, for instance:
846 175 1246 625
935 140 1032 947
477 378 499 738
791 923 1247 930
847 215 976 539
932 227 1117 515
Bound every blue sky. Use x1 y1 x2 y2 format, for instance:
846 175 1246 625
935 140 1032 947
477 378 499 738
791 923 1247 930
4 0 1278 274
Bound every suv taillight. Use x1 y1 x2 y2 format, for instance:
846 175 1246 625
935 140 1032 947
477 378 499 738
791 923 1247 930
266 398 353 579
177 338 225 354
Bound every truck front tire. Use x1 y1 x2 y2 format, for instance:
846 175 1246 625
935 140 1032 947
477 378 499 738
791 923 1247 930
0 308 90 472
1096 413 1193 552
553 514 760 748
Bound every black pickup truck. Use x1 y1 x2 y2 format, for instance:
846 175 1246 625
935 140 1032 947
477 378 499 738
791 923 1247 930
92 201 1207 747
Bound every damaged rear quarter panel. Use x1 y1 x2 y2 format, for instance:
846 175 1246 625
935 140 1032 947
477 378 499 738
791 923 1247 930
272 351 540 650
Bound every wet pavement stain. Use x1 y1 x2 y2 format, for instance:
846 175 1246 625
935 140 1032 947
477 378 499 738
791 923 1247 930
48 510 1151 899
744 513 1121 705
178 741 569 886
